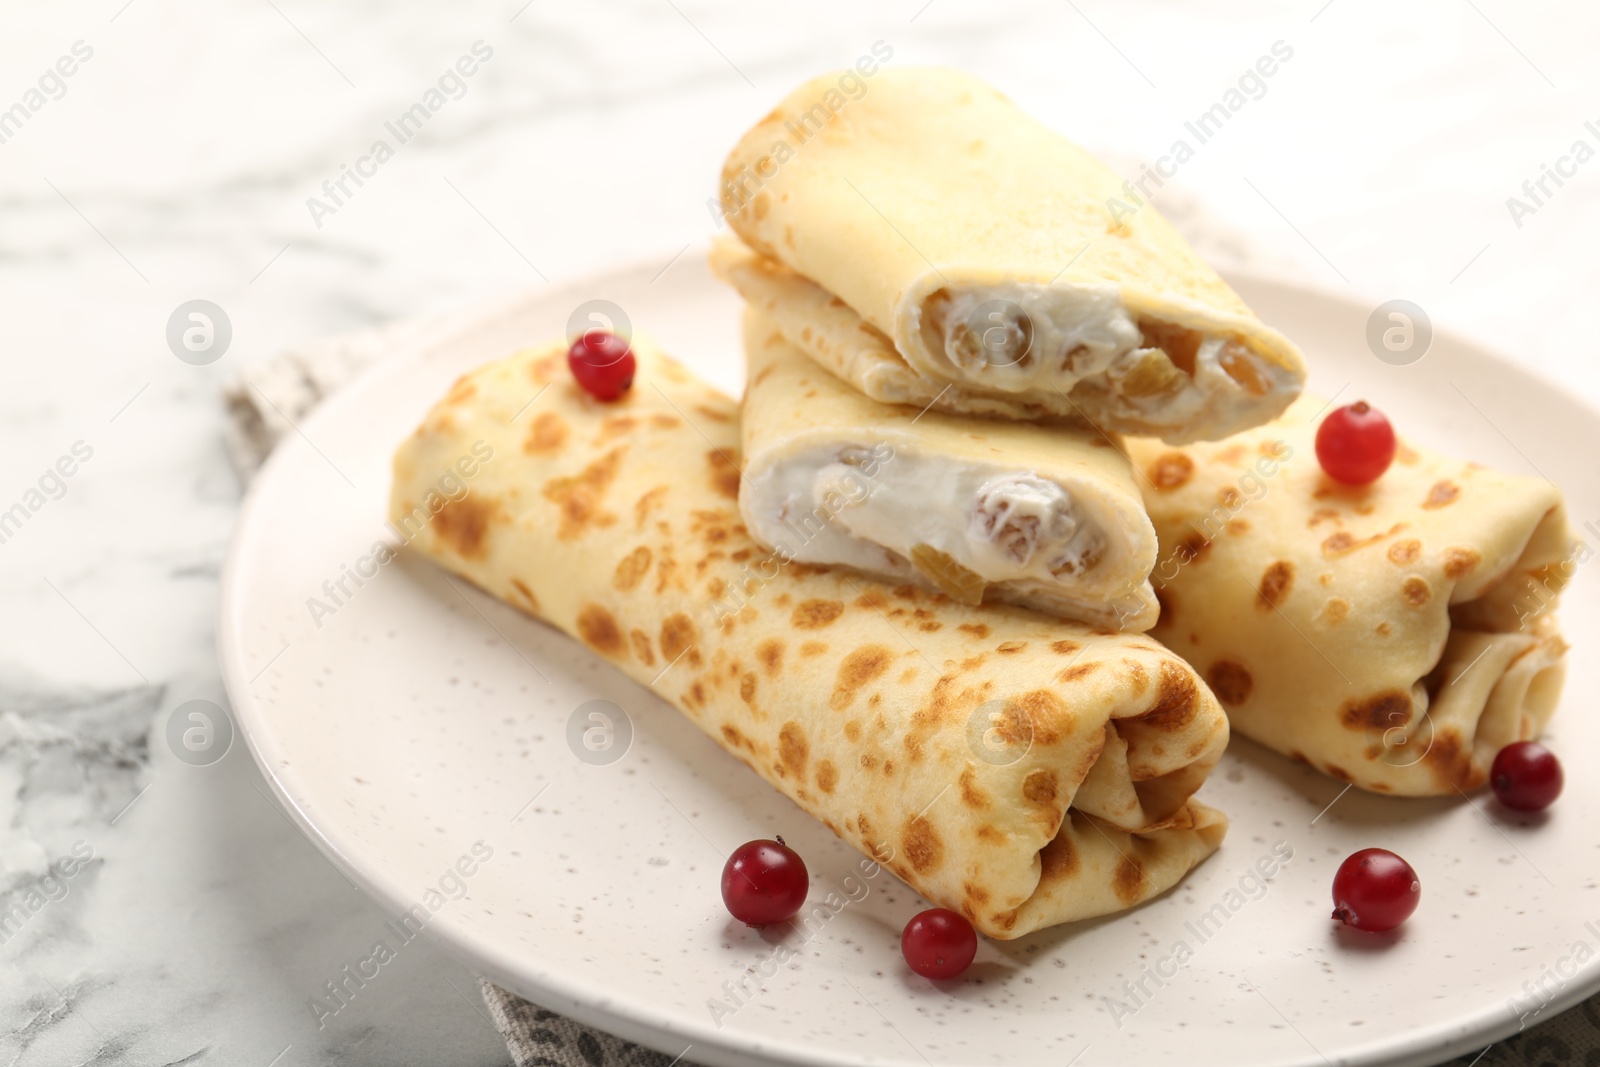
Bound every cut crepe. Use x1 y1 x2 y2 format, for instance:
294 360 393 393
390 335 1229 938
1125 397 1574 795
716 67 1306 444
739 307 1160 631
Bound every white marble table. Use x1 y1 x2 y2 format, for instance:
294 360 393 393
1 1 1595 1064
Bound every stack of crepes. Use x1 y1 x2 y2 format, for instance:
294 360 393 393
391 67 1575 940
708 71 1573 794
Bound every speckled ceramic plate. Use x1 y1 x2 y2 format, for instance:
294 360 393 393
219 250 1600 1067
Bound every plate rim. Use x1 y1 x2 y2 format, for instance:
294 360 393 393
218 248 1600 1067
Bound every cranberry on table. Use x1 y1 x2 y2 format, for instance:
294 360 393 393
566 330 636 401
1491 741 1563 812
721 837 808 927
1316 401 1396 486
901 908 978 979
1331 848 1420 933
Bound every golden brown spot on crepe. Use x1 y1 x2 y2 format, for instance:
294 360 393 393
1039 833 1078 881
829 645 893 711
859 752 877 771
433 495 497 559
1207 660 1253 705
650 413 679 429
959 623 991 639
612 546 652 592
596 414 638 442
1113 856 1146 904
1022 769 1059 805
917 620 943 633
1058 662 1098 684
1308 507 1341 529
996 640 1027 655
1227 519 1251 536
739 672 757 704
1423 480 1460 509
751 192 770 220
756 638 783 677
634 486 667 530
1321 528 1391 558
1320 596 1351 625
792 599 845 630
1376 622 1393 636
706 450 741 500
444 374 476 403
1147 452 1194 491
1215 444 1249 465
529 353 562 383
778 722 808 776
958 767 989 809
630 629 655 666
1327 764 1353 782
721 723 747 749
882 758 896 778
963 881 990 906
1218 487 1244 509
1424 728 1469 785
1443 546 1481 579
1257 561 1294 610
815 760 837 794
1395 442 1420 465
542 448 624 540
1388 539 1422 565
1122 659 1149 695
843 720 861 742
1339 689 1412 731
1401 576 1431 607
1051 639 1082 654
1140 661 1200 729
690 681 706 705
901 816 944 874
695 404 733 424
660 613 698 664
1012 691 1066 746
976 825 1004 845
800 640 828 657
1177 532 1212 565
524 411 568 454
575 604 624 658
509 578 540 614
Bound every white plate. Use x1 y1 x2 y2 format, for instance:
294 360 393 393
219 251 1600 1067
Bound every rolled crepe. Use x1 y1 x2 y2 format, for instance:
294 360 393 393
740 307 1160 631
716 67 1306 444
390 335 1230 938
1125 398 1574 795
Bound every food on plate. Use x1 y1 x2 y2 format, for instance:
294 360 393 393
1316 400 1396 486
901 908 978 979
389 334 1230 938
739 309 1159 631
1331 848 1420 933
722 837 809 926
1126 396 1574 796
1489 740 1563 812
715 67 1306 443
566 330 636 401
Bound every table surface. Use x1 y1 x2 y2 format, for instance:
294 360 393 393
1 2 1595 1064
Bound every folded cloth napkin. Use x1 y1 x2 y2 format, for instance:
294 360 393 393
222 202 1596 1067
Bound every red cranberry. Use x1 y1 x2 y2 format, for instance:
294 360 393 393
901 908 977 979
1491 741 1563 812
566 331 635 401
1332 848 1420 932
721 837 807 926
1316 401 1396 486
